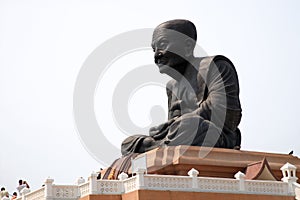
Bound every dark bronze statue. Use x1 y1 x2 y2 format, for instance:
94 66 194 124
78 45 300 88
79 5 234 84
121 19 242 155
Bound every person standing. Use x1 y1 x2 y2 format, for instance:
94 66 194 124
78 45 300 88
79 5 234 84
11 192 17 200
16 180 29 195
1 191 9 200
0 188 6 199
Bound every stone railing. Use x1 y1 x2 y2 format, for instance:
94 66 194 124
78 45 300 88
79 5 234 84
52 185 79 199
142 169 289 196
294 182 300 200
197 177 239 192
96 180 122 194
19 162 300 200
123 177 138 193
244 180 288 194
21 188 45 200
78 182 89 197
144 175 192 191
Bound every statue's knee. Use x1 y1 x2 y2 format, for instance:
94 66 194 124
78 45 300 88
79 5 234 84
142 137 155 147
122 135 135 146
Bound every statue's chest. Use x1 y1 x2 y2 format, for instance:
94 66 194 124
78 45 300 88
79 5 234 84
171 80 201 113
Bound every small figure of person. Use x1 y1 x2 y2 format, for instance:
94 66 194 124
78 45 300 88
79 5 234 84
11 192 17 200
0 188 6 199
16 180 30 195
97 168 103 180
1 191 9 200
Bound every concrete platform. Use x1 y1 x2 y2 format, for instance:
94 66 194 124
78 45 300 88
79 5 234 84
144 146 300 180
104 146 300 181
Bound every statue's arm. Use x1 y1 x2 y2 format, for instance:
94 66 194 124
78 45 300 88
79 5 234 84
166 79 182 119
194 56 241 129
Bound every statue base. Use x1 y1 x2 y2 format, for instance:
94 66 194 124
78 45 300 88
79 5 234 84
103 146 300 181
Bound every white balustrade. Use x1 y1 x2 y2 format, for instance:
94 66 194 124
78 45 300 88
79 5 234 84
293 182 300 200
18 162 300 200
123 176 137 193
21 188 31 200
44 178 53 200
198 177 240 192
118 172 128 193
281 162 298 194
88 172 97 195
234 171 246 191
144 175 192 191
78 182 89 197
52 185 78 199
23 188 45 200
96 180 122 194
188 168 199 188
244 180 288 195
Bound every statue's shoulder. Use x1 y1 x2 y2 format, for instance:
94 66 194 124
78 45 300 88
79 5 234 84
197 55 237 78
197 55 238 86
199 55 235 69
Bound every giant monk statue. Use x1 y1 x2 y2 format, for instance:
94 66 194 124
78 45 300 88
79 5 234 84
121 19 242 156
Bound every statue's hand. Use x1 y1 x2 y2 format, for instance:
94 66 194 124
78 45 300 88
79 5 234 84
149 118 176 140
169 100 182 119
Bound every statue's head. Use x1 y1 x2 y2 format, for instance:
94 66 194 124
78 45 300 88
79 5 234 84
151 19 197 75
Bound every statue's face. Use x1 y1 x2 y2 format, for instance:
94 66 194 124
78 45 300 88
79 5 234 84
151 27 188 75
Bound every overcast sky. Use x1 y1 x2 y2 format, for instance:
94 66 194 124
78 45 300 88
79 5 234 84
1 0 300 194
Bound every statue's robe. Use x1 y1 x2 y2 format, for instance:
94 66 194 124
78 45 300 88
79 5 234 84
121 55 242 156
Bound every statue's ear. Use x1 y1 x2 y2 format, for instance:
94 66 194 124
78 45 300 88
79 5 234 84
184 38 194 57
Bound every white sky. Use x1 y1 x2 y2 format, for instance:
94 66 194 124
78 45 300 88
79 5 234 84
1 0 300 194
